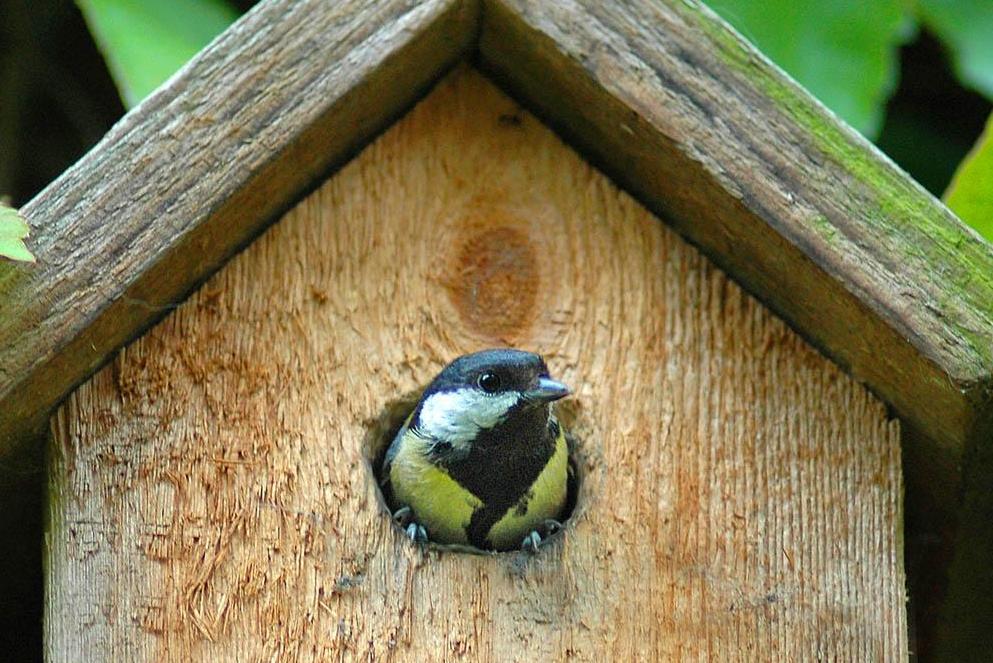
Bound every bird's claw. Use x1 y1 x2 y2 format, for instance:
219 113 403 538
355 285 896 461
521 530 542 553
520 519 564 554
393 507 428 544
405 523 429 544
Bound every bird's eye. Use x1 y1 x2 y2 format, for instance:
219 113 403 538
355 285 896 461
477 372 502 393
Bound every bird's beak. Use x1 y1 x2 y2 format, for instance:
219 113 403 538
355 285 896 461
525 377 571 404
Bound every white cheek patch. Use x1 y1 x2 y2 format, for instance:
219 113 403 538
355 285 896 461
417 389 520 449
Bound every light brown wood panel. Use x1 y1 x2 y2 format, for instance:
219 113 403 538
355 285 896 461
47 68 905 661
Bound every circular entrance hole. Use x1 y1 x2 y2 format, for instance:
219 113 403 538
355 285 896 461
362 388 586 554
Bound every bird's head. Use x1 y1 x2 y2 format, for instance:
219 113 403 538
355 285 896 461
412 349 570 452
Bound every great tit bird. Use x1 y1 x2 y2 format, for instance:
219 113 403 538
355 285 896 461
382 349 571 552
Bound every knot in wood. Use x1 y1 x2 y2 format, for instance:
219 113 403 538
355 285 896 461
449 225 538 342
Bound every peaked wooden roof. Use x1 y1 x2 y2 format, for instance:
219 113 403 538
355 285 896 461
3 0 991 458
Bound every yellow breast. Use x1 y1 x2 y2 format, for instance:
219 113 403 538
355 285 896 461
388 431 481 545
387 422 568 550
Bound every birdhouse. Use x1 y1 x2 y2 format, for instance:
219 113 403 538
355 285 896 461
3 1 991 660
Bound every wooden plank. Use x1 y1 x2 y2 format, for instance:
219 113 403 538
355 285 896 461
478 0 993 459
0 0 478 451
47 67 906 662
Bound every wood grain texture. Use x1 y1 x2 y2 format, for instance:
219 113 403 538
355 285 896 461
479 0 993 457
0 0 477 450
47 68 906 662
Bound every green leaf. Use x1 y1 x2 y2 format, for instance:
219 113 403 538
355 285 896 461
76 0 239 108
917 0 993 101
0 204 36 263
704 0 912 138
945 113 993 243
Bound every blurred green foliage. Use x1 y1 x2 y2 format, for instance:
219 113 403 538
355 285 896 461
945 115 993 241
918 0 993 100
0 203 34 263
76 0 238 108
873 38 985 195
704 0 911 138
704 0 992 241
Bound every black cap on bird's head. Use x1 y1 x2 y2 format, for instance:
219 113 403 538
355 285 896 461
426 349 569 402
412 349 570 449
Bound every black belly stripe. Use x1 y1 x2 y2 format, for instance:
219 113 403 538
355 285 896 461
466 502 515 548
440 408 558 549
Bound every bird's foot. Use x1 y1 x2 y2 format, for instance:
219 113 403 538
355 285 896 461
405 523 429 544
392 506 429 544
521 531 542 553
520 519 564 553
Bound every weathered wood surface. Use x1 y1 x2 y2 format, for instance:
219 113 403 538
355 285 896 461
47 68 906 662
480 0 993 458
0 0 477 449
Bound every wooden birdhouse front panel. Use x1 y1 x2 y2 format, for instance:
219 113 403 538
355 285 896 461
46 68 905 660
